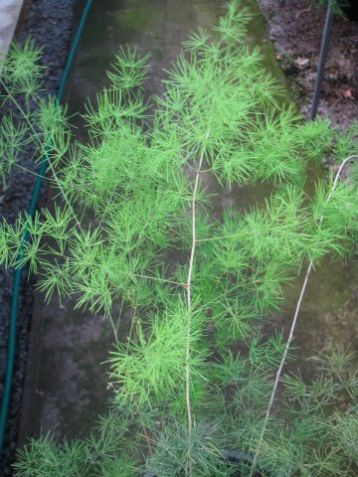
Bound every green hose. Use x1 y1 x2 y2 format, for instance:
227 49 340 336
0 0 93 456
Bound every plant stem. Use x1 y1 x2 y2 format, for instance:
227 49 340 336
14 162 55 181
126 307 138 349
248 155 358 477
195 232 241 243
133 273 184 286
185 131 210 475
108 314 118 341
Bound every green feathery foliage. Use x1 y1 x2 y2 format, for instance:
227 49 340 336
1 1 357 476
2 38 44 101
14 413 139 477
109 300 208 409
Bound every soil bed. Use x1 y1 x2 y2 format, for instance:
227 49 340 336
0 1 77 474
259 0 358 128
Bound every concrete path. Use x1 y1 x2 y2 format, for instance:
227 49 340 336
0 0 24 73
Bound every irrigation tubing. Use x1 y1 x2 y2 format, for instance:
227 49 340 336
0 0 93 456
309 3 333 120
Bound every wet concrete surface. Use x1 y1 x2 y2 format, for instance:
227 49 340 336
67 0 227 110
281 256 358 378
19 298 115 443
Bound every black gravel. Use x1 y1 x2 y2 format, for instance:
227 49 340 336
0 1 78 474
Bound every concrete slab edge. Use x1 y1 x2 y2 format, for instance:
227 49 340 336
0 0 25 76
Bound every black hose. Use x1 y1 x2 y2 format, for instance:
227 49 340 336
309 4 334 120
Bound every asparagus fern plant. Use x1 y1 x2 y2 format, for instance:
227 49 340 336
1 1 357 476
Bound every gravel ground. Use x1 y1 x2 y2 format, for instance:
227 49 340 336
259 0 358 128
0 1 77 474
